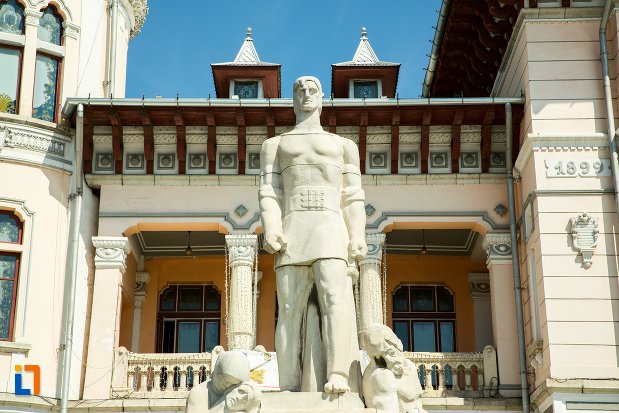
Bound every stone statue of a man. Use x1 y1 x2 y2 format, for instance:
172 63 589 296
259 76 367 394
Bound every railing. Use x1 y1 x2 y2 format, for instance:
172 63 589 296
111 345 498 399
406 345 498 398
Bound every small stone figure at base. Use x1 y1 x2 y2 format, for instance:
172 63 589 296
361 324 427 413
186 350 262 413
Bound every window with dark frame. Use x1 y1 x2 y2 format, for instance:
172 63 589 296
392 285 456 353
0 210 24 341
157 284 221 353
33 5 62 122
353 80 378 98
0 0 25 115
233 80 259 98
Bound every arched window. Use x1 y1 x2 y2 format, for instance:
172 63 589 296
157 284 221 353
392 285 456 352
0 0 25 115
0 211 23 341
33 5 62 122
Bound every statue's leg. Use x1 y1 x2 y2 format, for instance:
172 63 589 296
312 258 358 394
275 265 312 391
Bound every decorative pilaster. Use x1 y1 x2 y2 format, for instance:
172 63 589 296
19 10 43 117
131 271 150 352
468 273 493 351
84 236 131 399
481 232 519 396
359 233 386 333
225 234 257 350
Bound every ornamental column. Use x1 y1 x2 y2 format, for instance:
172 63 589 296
225 234 258 350
482 232 520 396
468 273 494 352
19 10 42 117
131 271 150 352
359 233 386 334
83 236 130 399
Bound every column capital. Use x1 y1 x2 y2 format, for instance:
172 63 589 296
62 21 80 39
482 232 512 263
135 271 150 295
225 234 257 267
24 9 42 26
92 236 131 272
360 232 386 265
468 272 490 299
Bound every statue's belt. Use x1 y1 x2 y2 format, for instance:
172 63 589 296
285 186 340 213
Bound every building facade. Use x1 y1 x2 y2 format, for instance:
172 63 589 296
0 0 618 412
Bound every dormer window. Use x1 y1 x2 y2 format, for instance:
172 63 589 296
231 80 261 99
351 80 380 98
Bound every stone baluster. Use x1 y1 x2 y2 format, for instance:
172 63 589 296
225 235 258 350
482 233 520 397
359 233 386 334
180 366 187 389
132 271 150 352
465 367 472 391
437 365 446 392
425 366 434 390
140 368 146 391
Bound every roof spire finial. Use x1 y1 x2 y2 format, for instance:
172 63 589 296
361 27 367 38
246 27 253 38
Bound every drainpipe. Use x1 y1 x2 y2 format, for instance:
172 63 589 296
108 0 118 96
600 0 619 217
422 0 452 97
60 103 84 413
505 103 530 413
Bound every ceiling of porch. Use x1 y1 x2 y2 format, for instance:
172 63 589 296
131 229 483 258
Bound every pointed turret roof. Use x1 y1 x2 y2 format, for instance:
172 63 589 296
334 27 399 67
233 28 261 64
213 27 278 66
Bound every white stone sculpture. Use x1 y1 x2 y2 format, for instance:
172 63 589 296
259 76 367 394
185 350 262 413
569 212 598 269
361 324 426 413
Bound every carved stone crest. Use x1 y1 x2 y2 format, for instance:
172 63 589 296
569 213 598 269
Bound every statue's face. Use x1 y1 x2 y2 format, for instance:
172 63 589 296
225 384 251 411
294 79 322 114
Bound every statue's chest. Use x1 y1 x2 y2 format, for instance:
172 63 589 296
279 134 342 163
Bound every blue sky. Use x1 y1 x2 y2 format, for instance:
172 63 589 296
125 0 442 99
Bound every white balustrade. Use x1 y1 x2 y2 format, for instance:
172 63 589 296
111 346 498 399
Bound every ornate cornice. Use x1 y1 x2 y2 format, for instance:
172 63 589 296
92 236 131 272
360 233 386 265
482 232 512 262
126 0 149 39
225 234 257 267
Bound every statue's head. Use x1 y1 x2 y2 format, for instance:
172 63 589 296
211 350 251 393
225 382 262 412
362 324 406 375
293 76 323 116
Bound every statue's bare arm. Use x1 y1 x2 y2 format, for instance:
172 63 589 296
259 137 286 253
341 138 367 260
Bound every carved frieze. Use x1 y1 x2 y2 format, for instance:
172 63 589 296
569 213 598 269
186 135 208 144
217 135 238 145
0 126 65 156
93 135 113 145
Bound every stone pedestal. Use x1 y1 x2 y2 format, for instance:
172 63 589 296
83 236 130 399
259 391 372 413
482 232 520 397
359 233 386 334
225 234 258 350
